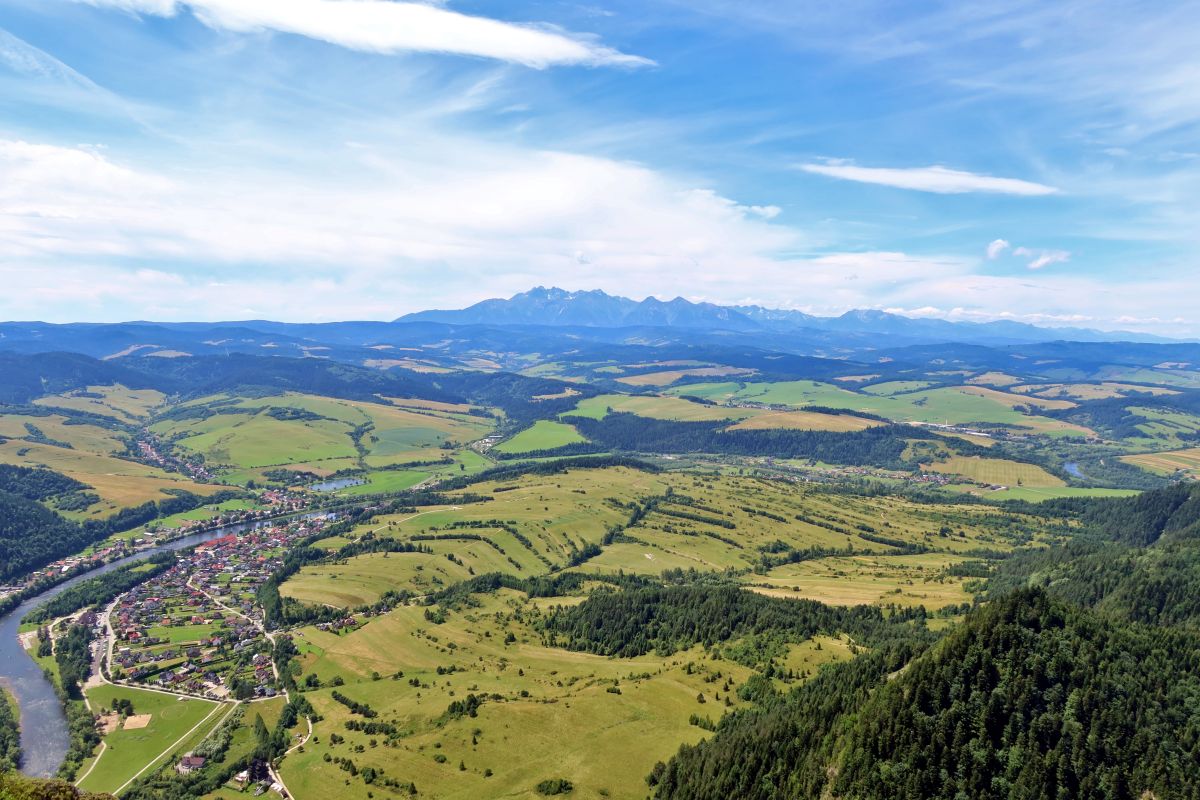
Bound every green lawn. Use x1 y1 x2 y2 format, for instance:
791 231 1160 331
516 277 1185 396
77 685 224 795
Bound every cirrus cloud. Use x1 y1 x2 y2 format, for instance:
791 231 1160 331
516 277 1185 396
799 162 1059 196
72 0 651 68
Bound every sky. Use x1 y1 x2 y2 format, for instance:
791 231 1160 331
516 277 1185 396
0 0 1198 335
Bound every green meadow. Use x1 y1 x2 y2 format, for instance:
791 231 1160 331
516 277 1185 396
77 685 225 795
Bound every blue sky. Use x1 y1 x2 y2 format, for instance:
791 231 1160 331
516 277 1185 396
0 0 1197 334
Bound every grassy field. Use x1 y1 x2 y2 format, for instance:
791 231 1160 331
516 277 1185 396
270 464 1076 797
281 466 1069 602
860 380 938 395
281 590 761 800
965 372 1022 387
34 385 167 422
923 456 1066 487
152 392 493 474
974 486 1140 502
1013 382 1180 401
77 685 224 795
0 438 225 518
494 420 587 454
616 366 755 386
726 410 881 432
747 553 975 609
666 380 1092 438
569 393 753 422
1121 447 1200 478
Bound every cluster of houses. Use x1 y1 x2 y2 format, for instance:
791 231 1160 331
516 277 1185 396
106 516 335 700
137 435 215 482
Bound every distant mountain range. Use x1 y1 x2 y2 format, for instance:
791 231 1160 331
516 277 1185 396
398 287 1180 345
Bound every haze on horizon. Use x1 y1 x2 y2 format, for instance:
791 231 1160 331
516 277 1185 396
1 1 1198 335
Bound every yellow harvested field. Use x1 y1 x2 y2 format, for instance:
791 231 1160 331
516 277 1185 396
954 385 1076 410
748 553 975 610
924 455 1065 487
0 439 224 513
1121 448 1200 477
967 372 1022 387
34 385 167 421
618 366 756 386
726 410 881 432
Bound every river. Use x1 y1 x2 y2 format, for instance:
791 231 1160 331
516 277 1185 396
0 515 304 778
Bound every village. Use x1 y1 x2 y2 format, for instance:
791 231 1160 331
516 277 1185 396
0 488 309 607
97 514 337 701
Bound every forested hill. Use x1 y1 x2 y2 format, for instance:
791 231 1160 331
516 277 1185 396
986 482 1200 627
653 590 1200 800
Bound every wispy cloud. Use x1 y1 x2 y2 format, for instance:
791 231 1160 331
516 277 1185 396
799 163 1059 196
73 0 651 68
1014 246 1070 270
986 238 1010 259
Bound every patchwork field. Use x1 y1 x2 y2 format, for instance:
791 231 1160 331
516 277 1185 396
1012 382 1180 401
666 380 1093 438
747 553 975 609
0 438 225 518
151 392 493 479
284 466 1069 604
34 385 167 422
1121 447 1200 478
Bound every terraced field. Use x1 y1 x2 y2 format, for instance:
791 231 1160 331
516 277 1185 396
284 466 1069 603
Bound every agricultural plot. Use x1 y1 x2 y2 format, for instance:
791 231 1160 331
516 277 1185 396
747 553 975 609
1128 407 1200 448
861 380 938 395
1121 447 1200 478
965 372 1022 387
725 410 881 432
493 420 587 454
281 467 1069 604
0 439 224 518
281 591 760 800
667 381 1092 438
1012 382 1179 401
923 456 1065 488
569 393 753 422
617 366 755 386
34 385 167 422
77 685 224 795
151 392 493 479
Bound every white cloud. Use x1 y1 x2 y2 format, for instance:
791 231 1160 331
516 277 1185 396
73 0 650 68
1013 246 1070 270
986 238 1010 259
799 163 1059 195
0 138 1193 335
